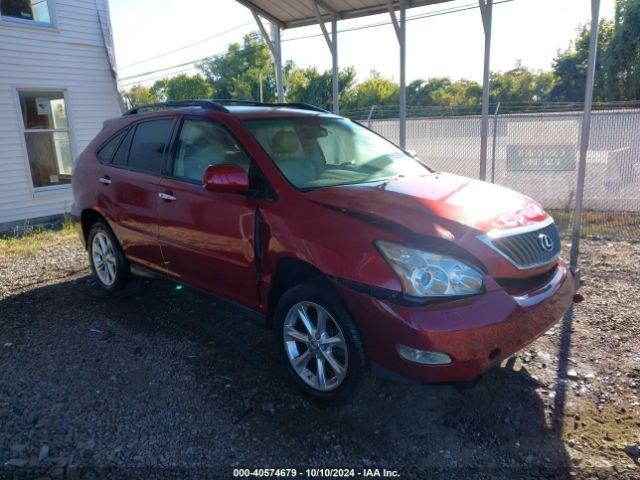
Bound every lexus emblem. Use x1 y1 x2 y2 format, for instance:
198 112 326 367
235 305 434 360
538 233 554 252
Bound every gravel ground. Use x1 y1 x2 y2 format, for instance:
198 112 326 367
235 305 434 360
0 233 638 479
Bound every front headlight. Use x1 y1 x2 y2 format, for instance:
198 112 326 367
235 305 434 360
376 240 484 299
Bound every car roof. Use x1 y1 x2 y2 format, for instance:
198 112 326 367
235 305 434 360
102 103 342 136
224 105 337 120
120 100 339 122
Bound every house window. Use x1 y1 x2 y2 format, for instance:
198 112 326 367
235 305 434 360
18 91 73 189
1 0 51 24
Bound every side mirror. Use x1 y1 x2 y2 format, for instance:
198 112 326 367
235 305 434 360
203 164 250 193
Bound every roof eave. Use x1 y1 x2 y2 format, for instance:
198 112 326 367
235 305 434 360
239 0 453 30
234 0 285 27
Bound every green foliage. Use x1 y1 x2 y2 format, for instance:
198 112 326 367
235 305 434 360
150 79 169 102
491 62 555 103
286 66 356 110
344 71 399 110
151 74 212 101
121 85 158 108
407 77 483 107
550 20 614 102
606 0 640 101
198 32 276 101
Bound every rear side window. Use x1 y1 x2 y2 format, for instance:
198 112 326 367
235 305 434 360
112 127 135 167
128 119 174 174
97 129 127 164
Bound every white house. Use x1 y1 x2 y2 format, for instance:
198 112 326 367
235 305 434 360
0 0 122 232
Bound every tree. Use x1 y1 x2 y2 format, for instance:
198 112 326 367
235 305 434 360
198 33 277 101
121 85 158 109
408 78 449 106
150 78 169 101
550 20 614 102
151 74 212 101
605 0 640 101
286 66 356 110
408 78 483 107
488 63 556 104
343 71 399 113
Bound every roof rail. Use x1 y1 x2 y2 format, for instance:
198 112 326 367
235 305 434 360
212 99 330 113
123 100 228 116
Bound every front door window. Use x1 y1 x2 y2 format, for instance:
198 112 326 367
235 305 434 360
173 119 250 182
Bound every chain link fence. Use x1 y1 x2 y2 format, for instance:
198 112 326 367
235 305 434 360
354 106 640 241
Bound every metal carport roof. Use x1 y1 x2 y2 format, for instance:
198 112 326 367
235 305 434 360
234 0 452 29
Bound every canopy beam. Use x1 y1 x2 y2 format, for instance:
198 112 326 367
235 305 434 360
253 11 284 102
570 0 601 270
388 0 407 148
478 0 493 181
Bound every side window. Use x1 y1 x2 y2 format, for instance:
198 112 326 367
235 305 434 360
1 0 52 24
111 127 135 167
17 90 72 189
128 118 175 174
97 129 127 164
173 119 250 182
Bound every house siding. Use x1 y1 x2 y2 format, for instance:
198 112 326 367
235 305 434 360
0 0 121 229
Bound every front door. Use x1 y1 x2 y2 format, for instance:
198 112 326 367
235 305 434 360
157 118 260 309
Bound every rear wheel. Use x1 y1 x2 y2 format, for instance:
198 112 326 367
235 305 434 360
87 221 129 292
274 280 369 404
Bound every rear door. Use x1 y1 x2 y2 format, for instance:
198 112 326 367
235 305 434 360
97 117 176 272
157 117 260 309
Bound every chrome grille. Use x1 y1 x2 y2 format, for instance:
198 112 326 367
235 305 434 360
482 221 561 270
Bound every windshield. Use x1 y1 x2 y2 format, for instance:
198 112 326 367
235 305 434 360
243 117 430 189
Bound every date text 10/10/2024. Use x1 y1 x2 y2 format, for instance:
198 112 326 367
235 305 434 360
232 468 401 478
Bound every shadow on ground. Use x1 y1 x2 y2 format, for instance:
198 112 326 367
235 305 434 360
0 274 572 479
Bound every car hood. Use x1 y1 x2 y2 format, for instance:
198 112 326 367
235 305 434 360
305 172 549 236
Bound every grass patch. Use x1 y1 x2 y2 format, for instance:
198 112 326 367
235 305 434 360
548 209 640 240
0 218 80 260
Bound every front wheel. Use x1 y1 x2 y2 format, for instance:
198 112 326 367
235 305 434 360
274 280 370 404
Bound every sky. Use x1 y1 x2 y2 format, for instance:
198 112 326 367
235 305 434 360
109 0 617 90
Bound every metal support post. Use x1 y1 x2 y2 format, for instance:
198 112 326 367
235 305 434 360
479 0 493 181
332 15 339 114
570 0 601 270
367 106 375 128
313 2 340 113
271 23 284 102
253 11 284 102
491 101 500 183
388 0 407 148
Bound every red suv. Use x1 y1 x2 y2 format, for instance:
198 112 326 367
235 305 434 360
72 100 578 403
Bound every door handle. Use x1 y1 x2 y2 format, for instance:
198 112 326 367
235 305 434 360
98 177 112 185
158 192 176 201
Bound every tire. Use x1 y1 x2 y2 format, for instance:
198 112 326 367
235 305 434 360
87 220 130 293
274 279 370 405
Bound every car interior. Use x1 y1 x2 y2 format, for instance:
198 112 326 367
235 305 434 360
174 120 251 182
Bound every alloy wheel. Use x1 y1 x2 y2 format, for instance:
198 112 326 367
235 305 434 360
283 301 348 392
92 232 117 286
